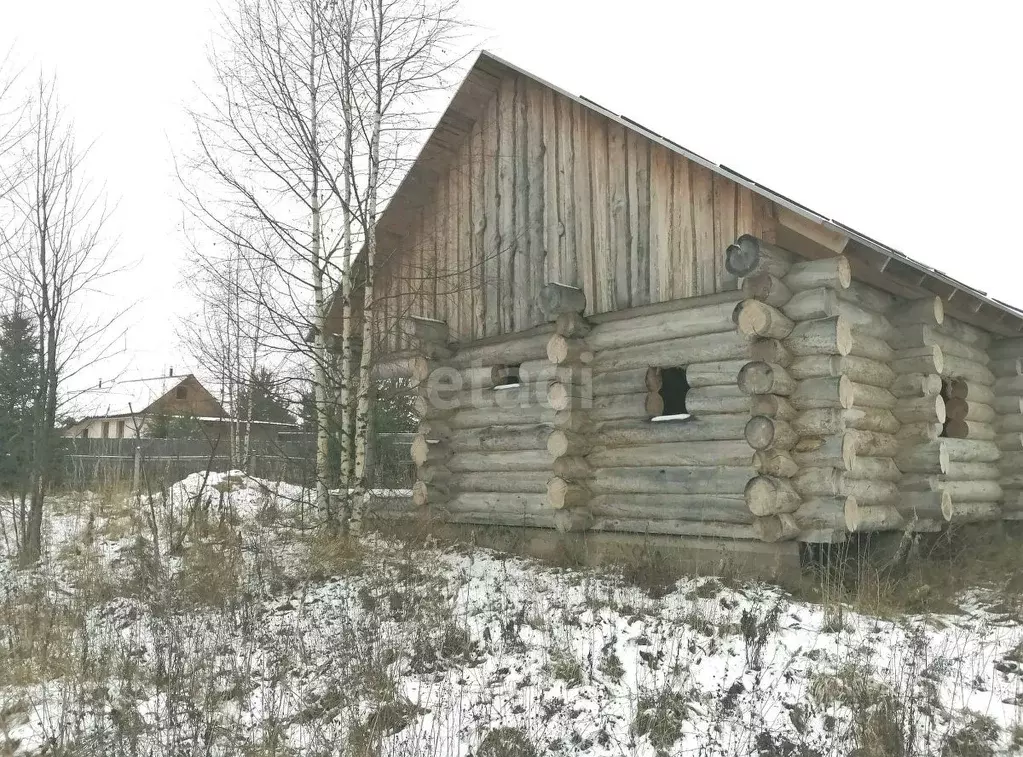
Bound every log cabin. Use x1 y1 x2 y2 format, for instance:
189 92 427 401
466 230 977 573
329 51 1023 571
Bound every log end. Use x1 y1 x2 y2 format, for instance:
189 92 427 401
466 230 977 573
725 236 761 277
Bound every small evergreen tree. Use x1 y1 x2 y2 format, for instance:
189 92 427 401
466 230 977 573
0 312 39 497
236 367 295 423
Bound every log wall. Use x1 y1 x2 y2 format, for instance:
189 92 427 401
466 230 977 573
398 237 1023 546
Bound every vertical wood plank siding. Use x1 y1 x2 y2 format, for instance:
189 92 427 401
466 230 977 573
376 74 776 350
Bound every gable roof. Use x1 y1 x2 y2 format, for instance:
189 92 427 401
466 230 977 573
68 374 207 420
374 51 1023 336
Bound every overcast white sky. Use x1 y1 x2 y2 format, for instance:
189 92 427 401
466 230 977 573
3 0 1021 391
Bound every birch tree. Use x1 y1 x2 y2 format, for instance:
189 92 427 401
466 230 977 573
2 75 121 563
183 0 351 520
344 0 462 534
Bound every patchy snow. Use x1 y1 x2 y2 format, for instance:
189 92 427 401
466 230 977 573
2 475 1023 755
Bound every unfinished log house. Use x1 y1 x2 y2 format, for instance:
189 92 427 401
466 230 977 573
330 52 1023 568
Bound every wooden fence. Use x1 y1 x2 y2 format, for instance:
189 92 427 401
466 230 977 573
60 434 414 491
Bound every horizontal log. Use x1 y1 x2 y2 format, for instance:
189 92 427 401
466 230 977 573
742 272 793 307
738 361 795 396
439 510 558 530
988 337 1023 361
590 392 663 422
585 299 739 352
887 296 944 326
942 501 1001 524
791 434 856 471
547 381 591 412
449 424 552 452
893 395 946 424
896 441 950 474
839 478 900 507
753 513 800 542
725 234 794 278
745 475 801 516
943 355 995 387
793 497 846 531
999 452 1023 470
450 472 550 493
591 518 756 540
793 408 847 437
752 449 799 478
844 406 900 434
685 360 747 388
944 377 994 405
745 416 797 451
940 315 990 348
782 287 839 322
547 477 590 509
849 333 895 363
447 449 553 473
593 416 750 445
889 324 988 364
998 415 1023 433
751 394 798 421
547 429 590 457
850 382 897 410
444 491 548 514
944 462 1000 481
750 338 793 367
538 282 586 318
846 456 902 482
686 386 750 415
417 463 451 483
836 279 897 315
449 405 554 429
588 493 752 524
897 490 949 522
593 331 752 372
373 354 417 380
418 419 453 440
897 422 943 443
449 330 553 369
591 368 658 396
995 375 1023 395
787 317 853 357
591 466 751 495
901 476 1004 501
794 468 899 506
789 355 895 388
412 481 448 507
784 256 852 292
890 373 943 398
952 400 995 424
845 500 904 532
990 357 1023 378
943 420 996 440
943 439 1000 463
993 396 1023 415
892 345 944 375
547 335 594 365
791 376 854 410
412 437 451 466
847 429 899 458
587 440 753 468
995 433 1023 452
836 299 896 341
736 300 795 340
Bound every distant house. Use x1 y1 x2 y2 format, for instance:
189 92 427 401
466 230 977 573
62 372 296 440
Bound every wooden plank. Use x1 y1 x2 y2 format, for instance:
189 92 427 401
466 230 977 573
434 166 447 322
542 86 560 286
713 173 738 292
573 100 593 314
736 185 756 244
589 111 612 313
513 75 530 331
632 131 650 307
648 143 671 308
483 89 501 337
672 155 694 300
752 192 776 243
526 81 546 330
555 93 576 287
609 123 630 309
690 161 715 295
470 117 486 341
498 75 516 334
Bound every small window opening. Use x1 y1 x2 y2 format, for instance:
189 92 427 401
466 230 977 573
493 363 521 390
652 366 691 422
101 421 110 438
176 385 187 400
117 420 126 438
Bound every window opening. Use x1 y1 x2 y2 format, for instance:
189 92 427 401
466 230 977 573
117 420 126 438
493 363 521 390
101 421 110 438
652 366 691 422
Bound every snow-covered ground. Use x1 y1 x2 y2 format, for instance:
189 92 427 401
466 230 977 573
2 472 1023 755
